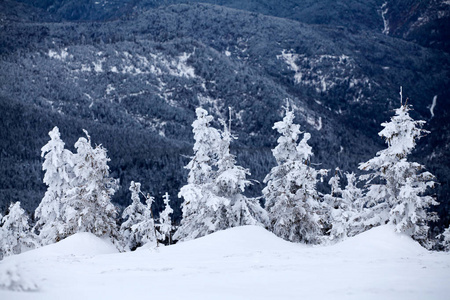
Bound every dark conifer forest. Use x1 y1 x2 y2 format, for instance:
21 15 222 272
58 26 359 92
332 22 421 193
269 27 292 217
1 0 449 232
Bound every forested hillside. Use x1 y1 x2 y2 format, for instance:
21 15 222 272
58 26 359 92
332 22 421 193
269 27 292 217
1 0 449 229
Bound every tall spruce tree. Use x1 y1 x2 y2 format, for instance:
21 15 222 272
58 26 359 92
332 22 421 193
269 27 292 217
263 105 327 244
175 108 228 242
359 90 438 245
64 130 119 241
34 126 74 245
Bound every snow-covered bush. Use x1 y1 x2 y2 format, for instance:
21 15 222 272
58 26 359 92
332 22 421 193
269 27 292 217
439 226 450 251
0 202 37 257
263 105 327 244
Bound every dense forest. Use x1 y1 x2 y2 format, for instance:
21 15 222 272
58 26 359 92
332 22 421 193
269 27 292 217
0 0 449 233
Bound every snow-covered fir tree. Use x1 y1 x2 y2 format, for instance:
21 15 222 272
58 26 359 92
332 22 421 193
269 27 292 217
324 169 345 241
132 192 158 247
120 181 154 250
214 117 267 228
0 202 37 257
64 130 119 241
325 171 364 241
157 192 173 245
324 168 342 212
175 108 228 242
359 91 438 244
342 172 365 237
34 126 74 245
440 226 450 251
185 107 222 186
263 105 327 244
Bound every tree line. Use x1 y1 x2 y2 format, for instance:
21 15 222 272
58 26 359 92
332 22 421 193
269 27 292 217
1 91 449 258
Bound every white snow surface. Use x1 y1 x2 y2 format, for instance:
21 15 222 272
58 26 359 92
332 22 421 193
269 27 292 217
1 226 449 299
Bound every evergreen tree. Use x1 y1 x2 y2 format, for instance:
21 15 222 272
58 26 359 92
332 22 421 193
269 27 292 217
263 105 327 244
342 172 365 237
324 169 344 241
64 130 119 241
120 181 152 250
157 192 173 245
323 168 342 217
175 107 228 242
185 107 222 186
326 171 364 241
0 202 37 257
359 92 438 244
34 126 74 245
440 226 450 251
132 192 158 247
214 117 267 228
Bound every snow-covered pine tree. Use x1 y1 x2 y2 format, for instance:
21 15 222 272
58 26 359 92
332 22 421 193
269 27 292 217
440 227 450 251
359 90 438 244
120 181 151 250
131 192 158 247
326 171 364 241
323 168 342 217
34 126 74 245
263 105 327 244
0 202 37 257
214 115 267 228
64 130 119 241
175 107 228 242
324 169 344 241
157 192 173 245
186 107 222 186
342 172 365 237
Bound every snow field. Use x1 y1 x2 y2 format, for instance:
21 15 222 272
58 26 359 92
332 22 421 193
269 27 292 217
1 225 449 300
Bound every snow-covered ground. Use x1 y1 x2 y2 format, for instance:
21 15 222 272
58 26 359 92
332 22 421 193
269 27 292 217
1 225 449 300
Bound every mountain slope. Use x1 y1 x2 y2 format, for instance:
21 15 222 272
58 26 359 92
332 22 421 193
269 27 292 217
0 2 449 227
383 0 450 53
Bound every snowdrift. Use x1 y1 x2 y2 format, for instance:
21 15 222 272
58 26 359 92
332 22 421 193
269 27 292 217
1 226 449 300
162 225 299 253
332 225 426 256
20 232 119 259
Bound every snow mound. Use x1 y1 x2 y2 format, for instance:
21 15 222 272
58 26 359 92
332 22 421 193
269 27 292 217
21 233 118 258
168 225 299 254
333 225 426 256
